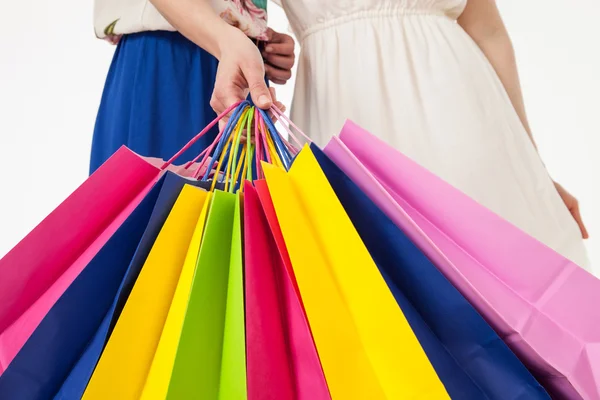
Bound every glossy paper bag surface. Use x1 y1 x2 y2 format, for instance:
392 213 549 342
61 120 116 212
55 172 211 400
140 191 213 400
0 148 161 373
263 147 448 399
313 144 549 400
83 185 208 400
245 182 330 400
0 174 164 400
330 121 600 399
218 193 246 400
166 191 246 399
54 173 214 400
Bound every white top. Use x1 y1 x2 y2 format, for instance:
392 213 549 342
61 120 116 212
94 0 270 42
281 0 591 269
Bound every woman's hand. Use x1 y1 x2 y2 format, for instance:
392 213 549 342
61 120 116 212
148 0 275 123
211 28 274 129
554 181 589 239
237 87 286 144
262 28 295 85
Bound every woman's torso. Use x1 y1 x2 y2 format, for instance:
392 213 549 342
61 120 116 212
280 0 473 149
281 0 467 42
280 0 590 268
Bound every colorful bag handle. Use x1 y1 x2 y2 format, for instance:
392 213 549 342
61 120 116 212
203 103 297 192
160 101 244 170
200 102 250 181
269 105 312 146
158 100 299 194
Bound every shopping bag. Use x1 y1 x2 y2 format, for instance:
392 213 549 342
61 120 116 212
263 147 448 399
254 181 302 298
0 148 162 373
0 100 267 363
312 144 550 399
0 99 231 374
139 190 213 400
326 121 600 400
0 172 165 400
245 181 330 400
219 193 246 400
166 190 246 399
0 101 274 398
54 172 210 400
82 184 209 400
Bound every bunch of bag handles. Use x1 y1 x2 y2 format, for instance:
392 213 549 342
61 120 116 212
159 100 311 193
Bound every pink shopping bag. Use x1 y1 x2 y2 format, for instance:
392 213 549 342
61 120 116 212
324 121 600 400
0 104 235 374
243 180 330 400
0 148 162 373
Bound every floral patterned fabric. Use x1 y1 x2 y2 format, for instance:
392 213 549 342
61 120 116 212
219 0 268 39
94 0 269 43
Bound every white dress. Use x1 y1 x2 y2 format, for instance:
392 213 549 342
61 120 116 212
279 0 591 269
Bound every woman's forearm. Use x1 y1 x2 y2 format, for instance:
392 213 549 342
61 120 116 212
472 30 536 148
459 1 537 149
150 0 235 59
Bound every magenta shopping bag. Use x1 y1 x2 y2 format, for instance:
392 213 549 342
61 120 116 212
324 121 600 400
0 102 235 374
244 181 330 400
0 148 162 373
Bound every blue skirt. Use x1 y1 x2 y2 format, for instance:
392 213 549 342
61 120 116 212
90 31 219 174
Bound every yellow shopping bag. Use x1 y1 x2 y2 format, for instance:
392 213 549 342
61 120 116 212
165 190 246 399
83 185 209 400
139 192 213 400
263 147 448 399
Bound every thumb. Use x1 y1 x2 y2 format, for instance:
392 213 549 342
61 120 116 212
265 27 275 41
241 62 272 109
265 28 283 43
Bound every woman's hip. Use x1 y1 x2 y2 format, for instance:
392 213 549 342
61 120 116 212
91 31 220 172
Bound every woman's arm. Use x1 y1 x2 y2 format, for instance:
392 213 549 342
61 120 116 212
459 1 589 238
150 0 273 110
458 0 536 148
150 0 234 59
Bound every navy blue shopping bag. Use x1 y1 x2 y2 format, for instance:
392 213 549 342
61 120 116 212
52 172 212 400
310 144 550 400
0 175 165 400
0 172 206 400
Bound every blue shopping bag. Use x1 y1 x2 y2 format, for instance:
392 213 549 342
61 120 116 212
53 172 211 400
0 175 165 400
0 172 206 400
310 144 550 400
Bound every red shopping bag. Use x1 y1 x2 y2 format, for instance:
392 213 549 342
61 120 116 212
244 181 330 400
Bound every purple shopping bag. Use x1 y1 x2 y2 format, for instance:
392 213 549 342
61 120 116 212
324 121 600 400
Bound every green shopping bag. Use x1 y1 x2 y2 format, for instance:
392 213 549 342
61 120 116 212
166 190 246 399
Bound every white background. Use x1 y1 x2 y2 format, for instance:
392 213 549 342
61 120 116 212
0 1 598 274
